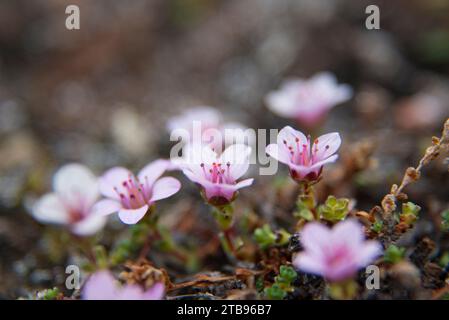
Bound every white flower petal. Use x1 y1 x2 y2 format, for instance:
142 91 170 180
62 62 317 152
118 205 149 224
53 163 99 209
150 177 181 202
71 213 107 236
137 159 170 187
32 193 69 225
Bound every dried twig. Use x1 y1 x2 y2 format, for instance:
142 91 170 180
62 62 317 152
381 118 449 217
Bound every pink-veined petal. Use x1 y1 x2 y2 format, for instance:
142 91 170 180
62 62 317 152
265 143 291 165
312 132 341 161
308 154 339 171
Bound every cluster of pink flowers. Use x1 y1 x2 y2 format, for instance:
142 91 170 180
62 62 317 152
266 72 352 127
83 270 164 300
29 72 383 298
293 219 382 282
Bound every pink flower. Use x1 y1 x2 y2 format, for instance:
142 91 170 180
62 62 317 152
181 143 253 206
32 164 106 236
93 160 181 224
166 106 252 151
82 270 164 300
266 72 352 126
266 126 341 183
293 219 382 282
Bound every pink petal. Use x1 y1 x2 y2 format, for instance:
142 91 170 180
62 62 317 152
293 253 325 276
287 162 321 180
32 193 70 224
117 285 146 300
265 82 302 118
277 126 308 147
142 282 165 300
357 241 383 267
150 177 181 202
118 205 149 224
204 184 234 201
309 154 339 170
331 219 364 246
324 260 358 282
82 271 118 300
234 178 254 190
71 213 107 236
137 159 170 187
99 167 132 199
277 126 310 157
53 163 99 209
312 132 341 161
300 222 331 258
219 144 251 180
91 199 122 216
334 84 353 104
265 143 291 165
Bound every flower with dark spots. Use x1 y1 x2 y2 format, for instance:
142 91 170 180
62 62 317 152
266 126 341 183
93 159 181 224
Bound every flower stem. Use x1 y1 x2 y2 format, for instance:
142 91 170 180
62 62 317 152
295 181 318 230
212 204 239 261
138 212 190 265
327 279 358 300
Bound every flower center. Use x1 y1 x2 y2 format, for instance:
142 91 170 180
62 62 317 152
283 136 329 166
114 174 150 209
324 245 352 270
200 161 233 184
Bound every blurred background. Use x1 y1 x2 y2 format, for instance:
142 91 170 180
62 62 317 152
0 0 449 298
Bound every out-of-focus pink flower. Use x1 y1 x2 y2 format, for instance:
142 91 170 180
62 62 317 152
266 72 352 126
166 106 252 151
82 270 164 300
94 160 181 224
32 164 106 236
266 126 341 183
293 219 382 282
181 143 253 206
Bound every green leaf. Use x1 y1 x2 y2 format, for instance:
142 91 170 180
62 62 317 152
384 245 406 264
400 202 421 225
371 219 383 233
319 195 350 222
264 284 287 300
